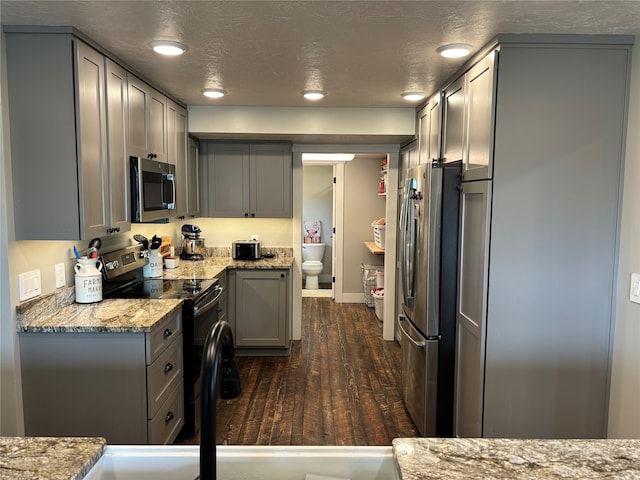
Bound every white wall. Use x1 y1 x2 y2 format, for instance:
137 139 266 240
342 157 386 296
608 42 640 438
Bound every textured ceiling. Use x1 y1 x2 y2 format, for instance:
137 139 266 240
2 1 640 109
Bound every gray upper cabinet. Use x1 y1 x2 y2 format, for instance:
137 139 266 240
104 58 131 236
127 74 168 163
167 100 190 218
442 75 465 165
186 138 200 218
442 51 496 180
5 32 130 239
202 142 292 218
416 93 442 165
452 35 632 439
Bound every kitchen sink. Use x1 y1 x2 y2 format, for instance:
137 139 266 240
83 445 398 480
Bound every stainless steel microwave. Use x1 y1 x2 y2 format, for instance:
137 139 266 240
130 156 176 222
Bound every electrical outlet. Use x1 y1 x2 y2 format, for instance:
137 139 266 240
631 273 640 304
55 263 66 288
18 270 42 301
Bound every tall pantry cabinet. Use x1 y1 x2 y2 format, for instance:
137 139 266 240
448 35 633 439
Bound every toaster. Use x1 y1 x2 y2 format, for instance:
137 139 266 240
232 240 261 260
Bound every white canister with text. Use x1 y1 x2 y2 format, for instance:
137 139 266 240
74 258 103 303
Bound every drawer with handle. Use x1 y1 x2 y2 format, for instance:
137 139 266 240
148 379 184 445
147 336 183 418
146 308 182 364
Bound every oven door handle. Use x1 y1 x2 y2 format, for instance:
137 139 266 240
193 285 224 317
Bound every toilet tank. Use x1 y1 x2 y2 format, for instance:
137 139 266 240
302 243 326 262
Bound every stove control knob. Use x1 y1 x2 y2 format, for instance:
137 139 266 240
106 260 119 271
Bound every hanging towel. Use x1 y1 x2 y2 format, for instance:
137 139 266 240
303 220 322 244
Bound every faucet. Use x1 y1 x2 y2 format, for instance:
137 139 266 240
199 320 242 480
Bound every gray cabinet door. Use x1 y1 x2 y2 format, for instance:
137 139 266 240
206 143 251 217
105 58 130 235
204 142 292 218
127 75 167 162
464 52 496 181
442 76 465 164
417 94 441 166
187 137 200 218
454 180 491 438
250 143 292 218
127 75 148 159
168 100 188 218
76 41 110 240
235 270 289 348
148 88 168 163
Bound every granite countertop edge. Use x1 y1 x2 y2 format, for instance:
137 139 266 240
0 436 106 480
17 256 293 333
392 437 640 479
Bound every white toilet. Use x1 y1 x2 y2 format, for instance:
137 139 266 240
302 220 326 289
302 243 326 289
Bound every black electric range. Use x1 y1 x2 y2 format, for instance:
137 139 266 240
101 245 223 439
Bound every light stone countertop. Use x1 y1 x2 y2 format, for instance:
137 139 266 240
0 436 106 480
161 255 294 280
392 438 640 479
16 255 293 333
17 298 183 333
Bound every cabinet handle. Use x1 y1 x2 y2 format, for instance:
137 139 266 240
280 273 285 278
251 213 255 217
164 362 174 374
163 328 173 338
148 153 157 159
244 213 249 217
165 411 174 423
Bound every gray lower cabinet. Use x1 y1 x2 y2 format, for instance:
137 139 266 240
452 35 632 439
19 310 184 444
232 269 290 354
200 142 292 218
5 31 130 239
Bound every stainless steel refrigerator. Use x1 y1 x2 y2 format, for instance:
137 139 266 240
398 160 460 437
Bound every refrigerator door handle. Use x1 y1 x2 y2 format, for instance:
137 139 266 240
398 316 425 350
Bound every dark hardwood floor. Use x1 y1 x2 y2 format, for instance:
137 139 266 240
184 297 418 446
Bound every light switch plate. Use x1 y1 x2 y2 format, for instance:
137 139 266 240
18 269 42 301
55 263 66 288
630 273 640 304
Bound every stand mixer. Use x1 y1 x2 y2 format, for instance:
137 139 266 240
180 224 206 261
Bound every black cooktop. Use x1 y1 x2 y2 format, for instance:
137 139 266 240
104 277 217 301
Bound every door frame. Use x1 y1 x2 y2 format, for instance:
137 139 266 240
292 144 400 341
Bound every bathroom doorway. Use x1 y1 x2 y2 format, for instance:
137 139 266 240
302 161 335 298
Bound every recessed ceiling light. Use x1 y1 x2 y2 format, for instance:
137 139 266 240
303 90 326 101
302 153 355 162
437 43 472 59
401 92 426 102
149 40 188 56
202 88 226 99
